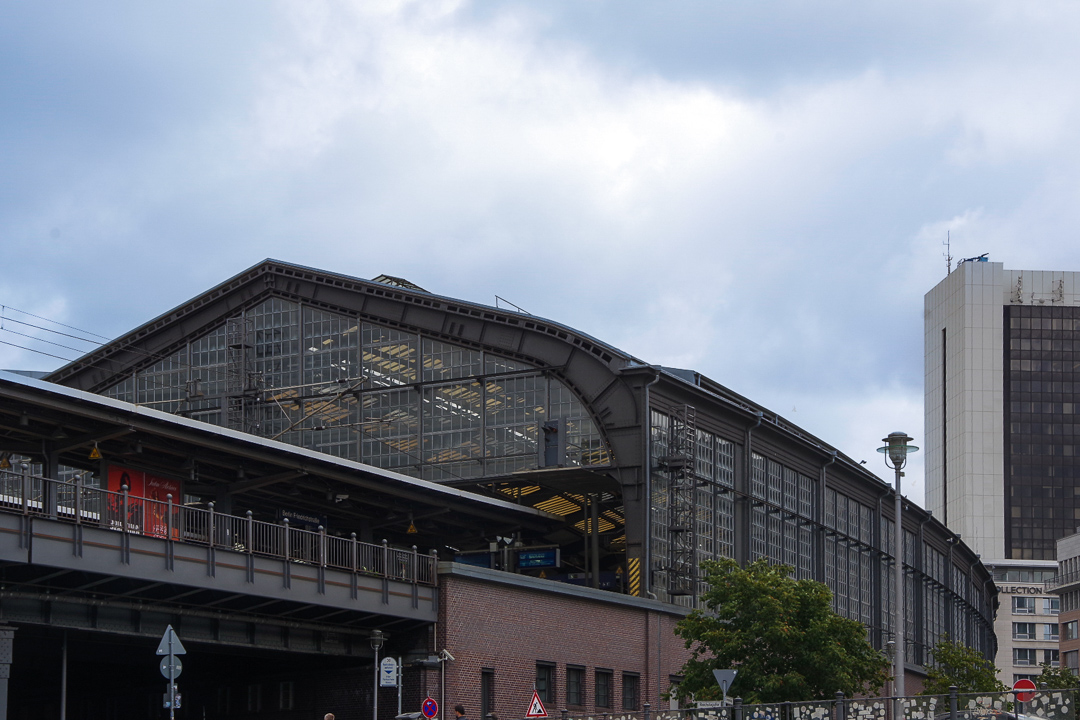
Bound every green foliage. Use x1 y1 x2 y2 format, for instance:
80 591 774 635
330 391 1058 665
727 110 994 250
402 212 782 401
1037 663 1080 689
922 636 1006 695
673 558 890 704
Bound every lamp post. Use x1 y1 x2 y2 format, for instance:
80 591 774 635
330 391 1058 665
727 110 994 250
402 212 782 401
371 629 385 720
438 649 454 720
877 432 918 703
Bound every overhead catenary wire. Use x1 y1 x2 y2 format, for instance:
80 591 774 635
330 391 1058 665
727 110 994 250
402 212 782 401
0 304 246 397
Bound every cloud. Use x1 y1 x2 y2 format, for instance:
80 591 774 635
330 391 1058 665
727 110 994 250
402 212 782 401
6 1 1080 504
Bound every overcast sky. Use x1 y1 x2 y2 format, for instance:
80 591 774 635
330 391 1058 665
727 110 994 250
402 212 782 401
5 1 1080 505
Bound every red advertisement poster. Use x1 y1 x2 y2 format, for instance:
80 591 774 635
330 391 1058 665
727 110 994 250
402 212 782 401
107 466 182 538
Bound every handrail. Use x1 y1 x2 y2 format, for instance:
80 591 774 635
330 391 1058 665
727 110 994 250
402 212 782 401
1046 569 1080 592
0 469 437 586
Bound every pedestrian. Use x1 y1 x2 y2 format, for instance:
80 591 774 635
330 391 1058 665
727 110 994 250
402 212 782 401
325 714 335 720
455 705 468 720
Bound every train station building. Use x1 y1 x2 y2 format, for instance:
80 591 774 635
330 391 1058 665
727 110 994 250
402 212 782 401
0 260 996 718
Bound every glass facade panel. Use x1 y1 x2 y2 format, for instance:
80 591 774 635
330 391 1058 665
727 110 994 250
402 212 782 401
1004 304 1080 559
100 305 609 482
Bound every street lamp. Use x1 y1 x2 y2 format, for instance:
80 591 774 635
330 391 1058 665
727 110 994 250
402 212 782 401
371 629 385 720
877 431 918 702
438 649 454 720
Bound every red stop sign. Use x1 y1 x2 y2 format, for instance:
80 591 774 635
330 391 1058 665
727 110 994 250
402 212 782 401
1013 678 1037 703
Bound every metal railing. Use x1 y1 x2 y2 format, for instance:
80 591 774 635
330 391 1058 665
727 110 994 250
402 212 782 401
1045 570 1080 592
0 467 437 586
561 688 1080 720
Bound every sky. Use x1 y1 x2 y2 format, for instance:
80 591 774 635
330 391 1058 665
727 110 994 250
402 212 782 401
5 1 1080 506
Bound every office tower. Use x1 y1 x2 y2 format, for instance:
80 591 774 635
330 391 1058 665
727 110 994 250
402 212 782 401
925 258 1079 680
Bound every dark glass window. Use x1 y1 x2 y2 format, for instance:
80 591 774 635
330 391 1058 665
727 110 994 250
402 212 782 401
1013 596 1036 614
622 673 640 710
481 668 494 720
247 685 262 712
536 664 555 704
1004 305 1080 559
278 681 294 710
567 666 584 706
595 670 612 708
1014 648 1037 666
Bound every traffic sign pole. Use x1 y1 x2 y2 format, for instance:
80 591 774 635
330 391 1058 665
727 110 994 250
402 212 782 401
168 631 175 720
156 625 187 720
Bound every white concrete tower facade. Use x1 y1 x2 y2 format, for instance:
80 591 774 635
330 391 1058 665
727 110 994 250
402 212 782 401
924 260 1007 559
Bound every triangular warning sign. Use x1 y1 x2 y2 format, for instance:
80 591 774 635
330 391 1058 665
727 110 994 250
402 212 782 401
525 691 548 718
155 625 187 656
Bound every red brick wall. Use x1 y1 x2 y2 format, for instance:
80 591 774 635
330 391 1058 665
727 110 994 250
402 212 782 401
433 570 693 720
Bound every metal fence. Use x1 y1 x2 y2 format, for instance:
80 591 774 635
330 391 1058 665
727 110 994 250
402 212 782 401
0 467 437 586
559 689 1078 720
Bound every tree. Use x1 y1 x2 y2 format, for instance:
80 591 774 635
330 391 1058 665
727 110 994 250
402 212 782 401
1036 663 1079 689
921 636 1006 695
673 558 890 704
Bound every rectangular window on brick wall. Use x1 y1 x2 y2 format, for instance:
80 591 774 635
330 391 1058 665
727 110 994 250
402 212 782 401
669 676 684 711
622 673 640 710
481 669 494 720
595 670 612 708
217 688 231 715
279 682 294 711
1065 620 1079 640
247 685 262 713
536 663 555 705
1066 650 1079 671
566 666 584 706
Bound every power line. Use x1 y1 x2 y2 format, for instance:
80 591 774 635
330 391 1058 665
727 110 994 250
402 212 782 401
0 339 77 364
0 315 102 346
2 326 93 356
0 304 233 394
0 305 111 341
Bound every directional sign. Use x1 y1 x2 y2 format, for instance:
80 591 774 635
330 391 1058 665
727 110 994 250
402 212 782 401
696 701 726 709
159 656 183 680
1013 678 1037 703
380 657 399 687
422 697 439 719
156 625 187 656
525 690 548 718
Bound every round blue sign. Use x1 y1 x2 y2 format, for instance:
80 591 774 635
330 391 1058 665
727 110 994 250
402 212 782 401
422 697 439 719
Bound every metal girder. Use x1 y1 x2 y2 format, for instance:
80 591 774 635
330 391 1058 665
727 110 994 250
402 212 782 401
0 590 380 657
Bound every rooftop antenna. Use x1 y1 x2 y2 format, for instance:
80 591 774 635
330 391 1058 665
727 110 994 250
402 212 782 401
943 231 953 275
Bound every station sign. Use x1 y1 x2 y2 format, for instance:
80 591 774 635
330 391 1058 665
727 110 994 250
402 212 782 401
380 657 398 687
517 548 560 569
278 508 327 530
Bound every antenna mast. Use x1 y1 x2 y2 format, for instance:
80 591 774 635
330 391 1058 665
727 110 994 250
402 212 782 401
944 231 953 275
